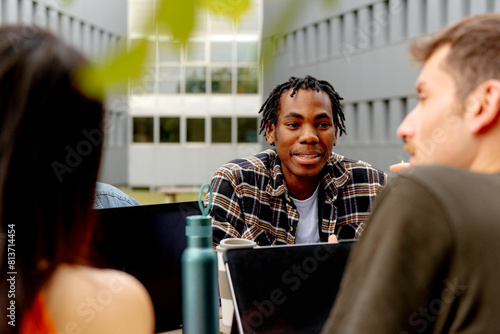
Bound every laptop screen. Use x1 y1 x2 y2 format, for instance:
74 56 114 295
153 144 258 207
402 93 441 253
92 201 201 333
224 241 355 334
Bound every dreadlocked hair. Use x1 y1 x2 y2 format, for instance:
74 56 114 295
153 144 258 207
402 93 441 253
258 75 346 138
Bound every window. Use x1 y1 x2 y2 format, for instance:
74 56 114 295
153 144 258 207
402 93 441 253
133 117 154 143
212 117 232 143
131 65 155 94
130 37 156 64
237 41 258 62
211 42 232 62
236 5 259 31
237 67 258 94
187 41 205 61
159 66 180 93
211 67 232 94
210 14 233 32
158 40 181 62
186 67 206 93
186 118 205 142
159 117 180 143
237 117 258 143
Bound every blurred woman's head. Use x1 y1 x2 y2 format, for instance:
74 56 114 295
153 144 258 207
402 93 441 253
0 25 104 331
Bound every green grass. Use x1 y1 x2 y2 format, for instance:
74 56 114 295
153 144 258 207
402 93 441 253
118 188 199 205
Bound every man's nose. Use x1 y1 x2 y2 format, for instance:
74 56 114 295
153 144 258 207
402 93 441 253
299 125 319 143
397 108 416 141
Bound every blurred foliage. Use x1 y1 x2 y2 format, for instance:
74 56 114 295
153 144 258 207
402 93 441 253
74 0 339 100
77 0 250 99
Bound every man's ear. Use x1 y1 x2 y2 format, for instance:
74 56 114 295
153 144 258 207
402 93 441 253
333 125 338 146
467 80 500 135
266 122 275 146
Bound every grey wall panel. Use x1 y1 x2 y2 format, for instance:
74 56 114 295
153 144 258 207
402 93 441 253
47 7 58 33
70 19 81 50
447 0 467 23
19 0 33 23
407 0 426 38
470 0 490 15
60 14 71 44
342 104 357 144
343 11 356 53
99 147 128 186
357 6 372 49
372 100 388 143
305 24 318 63
333 144 406 175
329 17 342 57
128 145 263 189
357 102 372 144
388 98 406 143
372 2 389 47
317 20 329 60
426 0 445 34
389 0 407 42
295 28 306 65
286 33 295 67
263 0 500 173
61 0 127 36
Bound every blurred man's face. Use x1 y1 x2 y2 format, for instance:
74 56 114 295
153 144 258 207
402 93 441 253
397 45 472 167
266 89 337 196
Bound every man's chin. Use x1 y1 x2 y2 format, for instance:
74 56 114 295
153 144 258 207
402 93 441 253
293 166 323 179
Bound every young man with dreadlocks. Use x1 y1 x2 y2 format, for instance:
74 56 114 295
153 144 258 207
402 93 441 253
208 75 386 246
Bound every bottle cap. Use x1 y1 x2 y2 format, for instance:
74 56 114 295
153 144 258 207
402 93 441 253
186 183 213 237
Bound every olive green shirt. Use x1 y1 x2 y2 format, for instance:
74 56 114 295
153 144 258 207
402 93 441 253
322 166 500 334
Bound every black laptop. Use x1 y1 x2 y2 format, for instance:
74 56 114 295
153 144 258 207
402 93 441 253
224 241 356 334
92 201 201 333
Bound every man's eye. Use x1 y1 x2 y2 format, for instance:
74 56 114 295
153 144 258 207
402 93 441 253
317 122 331 128
286 123 299 128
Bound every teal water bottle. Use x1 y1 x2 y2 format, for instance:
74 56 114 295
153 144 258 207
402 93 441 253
182 184 219 334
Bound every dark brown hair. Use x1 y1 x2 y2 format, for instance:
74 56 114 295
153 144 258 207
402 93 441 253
0 25 104 334
410 13 500 100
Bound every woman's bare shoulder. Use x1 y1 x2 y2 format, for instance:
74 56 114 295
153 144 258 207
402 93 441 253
44 264 155 334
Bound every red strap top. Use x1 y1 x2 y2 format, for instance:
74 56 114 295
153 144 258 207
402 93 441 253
20 292 57 334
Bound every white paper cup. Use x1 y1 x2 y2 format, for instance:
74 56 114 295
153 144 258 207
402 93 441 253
216 238 257 327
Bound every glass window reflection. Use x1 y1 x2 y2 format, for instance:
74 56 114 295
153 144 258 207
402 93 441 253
237 67 258 94
237 117 258 143
187 118 205 142
133 117 154 143
211 67 232 94
237 41 258 62
159 117 180 143
186 67 206 93
211 42 232 62
159 66 180 94
212 117 232 143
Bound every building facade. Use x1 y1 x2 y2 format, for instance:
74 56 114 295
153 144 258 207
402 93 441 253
262 0 500 173
128 0 263 190
0 0 129 185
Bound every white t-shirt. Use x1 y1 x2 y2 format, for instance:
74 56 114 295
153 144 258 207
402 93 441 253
291 185 321 244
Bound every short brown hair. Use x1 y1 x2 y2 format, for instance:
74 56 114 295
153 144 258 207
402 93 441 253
410 13 500 100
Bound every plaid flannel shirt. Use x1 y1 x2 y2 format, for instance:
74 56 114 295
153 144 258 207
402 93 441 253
209 149 386 246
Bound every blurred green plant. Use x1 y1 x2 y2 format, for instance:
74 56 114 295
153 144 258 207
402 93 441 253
77 0 251 99
74 0 338 100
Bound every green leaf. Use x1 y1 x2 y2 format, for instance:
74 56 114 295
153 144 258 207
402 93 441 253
76 38 149 100
156 0 196 42
202 0 251 22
